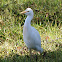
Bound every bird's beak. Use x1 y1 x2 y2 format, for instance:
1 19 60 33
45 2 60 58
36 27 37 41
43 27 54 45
20 11 27 14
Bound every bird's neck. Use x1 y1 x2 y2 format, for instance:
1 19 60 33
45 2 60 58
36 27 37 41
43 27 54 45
24 15 33 27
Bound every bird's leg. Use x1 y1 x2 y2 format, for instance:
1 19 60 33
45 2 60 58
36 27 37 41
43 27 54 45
29 49 32 61
29 49 31 56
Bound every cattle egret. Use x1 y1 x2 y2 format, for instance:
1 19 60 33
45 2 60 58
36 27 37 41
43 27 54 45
21 8 43 54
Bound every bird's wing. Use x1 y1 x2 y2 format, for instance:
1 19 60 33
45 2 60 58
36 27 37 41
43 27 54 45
31 27 41 46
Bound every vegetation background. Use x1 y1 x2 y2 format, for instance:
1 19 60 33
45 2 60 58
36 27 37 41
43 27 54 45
0 0 62 62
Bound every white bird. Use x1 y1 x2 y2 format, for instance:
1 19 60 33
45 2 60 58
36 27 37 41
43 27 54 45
21 8 43 54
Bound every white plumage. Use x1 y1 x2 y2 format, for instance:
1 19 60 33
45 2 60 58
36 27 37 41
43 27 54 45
21 8 43 53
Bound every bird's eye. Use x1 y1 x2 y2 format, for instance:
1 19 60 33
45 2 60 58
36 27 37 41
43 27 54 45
27 11 29 12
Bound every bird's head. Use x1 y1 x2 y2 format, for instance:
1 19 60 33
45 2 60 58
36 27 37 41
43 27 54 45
21 8 33 16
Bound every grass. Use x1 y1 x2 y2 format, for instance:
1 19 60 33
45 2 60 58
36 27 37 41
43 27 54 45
0 0 62 62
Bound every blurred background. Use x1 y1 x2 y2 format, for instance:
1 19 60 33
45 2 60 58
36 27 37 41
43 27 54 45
0 0 62 62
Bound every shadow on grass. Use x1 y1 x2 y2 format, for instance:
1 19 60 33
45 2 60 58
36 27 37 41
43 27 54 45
0 49 62 62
